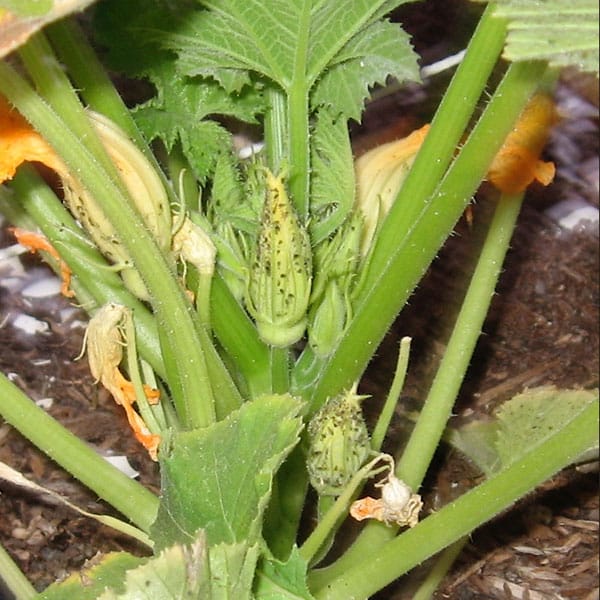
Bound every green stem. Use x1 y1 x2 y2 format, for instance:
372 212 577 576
298 57 547 413
264 86 287 172
314 190 527 583
0 543 36 600
270 347 290 394
0 60 218 429
370 336 411 452
291 4 509 406
17 32 128 194
0 374 159 532
9 167 166 380
287 0 311 219
310 399 599 598
399 194 524 488
412 537 467 600
46 18 150 151
210 274 272 397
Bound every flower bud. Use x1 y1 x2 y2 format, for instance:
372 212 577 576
307 386 370 496
307 280 346 358
172 215 216 276
62 111 172 300
355 125 429 256
245 169 312 347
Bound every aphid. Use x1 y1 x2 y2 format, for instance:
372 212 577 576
487 93 558 194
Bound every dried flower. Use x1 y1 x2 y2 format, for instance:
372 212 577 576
84 304 161 460
487 94 558 194
350 470 422 528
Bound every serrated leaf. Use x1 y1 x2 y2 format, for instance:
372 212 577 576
38 552 144 600
254 548 314 600
309 108 356 243
495 386 599 469
471 0 599 75
168 0 419 120
151 394 304 550
93 0 265 181
98 534 209 600
311 18 419 120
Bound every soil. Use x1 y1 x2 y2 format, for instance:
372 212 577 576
0 2 598 599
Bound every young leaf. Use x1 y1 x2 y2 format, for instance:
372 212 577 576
167 0 420 120
151 394 304 549
309 108 356 243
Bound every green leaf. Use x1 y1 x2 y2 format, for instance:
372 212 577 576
210 542 260 600
254 548 314 599
168 0 419 119
495 386 599 469
309 108 356 243
38 552 144 600
93 0 265 181
445 387 599 476
475 0 599 75
151 394 304 549
310 18 419 120
97 536 209 599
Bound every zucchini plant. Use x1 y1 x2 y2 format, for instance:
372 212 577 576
0 1 597 598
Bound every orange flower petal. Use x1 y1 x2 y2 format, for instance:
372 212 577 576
350 497 384 522
11 227 74 297
0 95 65 182
487 94 558 194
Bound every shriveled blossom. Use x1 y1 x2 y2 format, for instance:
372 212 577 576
84 303 161 460
487 93 558 194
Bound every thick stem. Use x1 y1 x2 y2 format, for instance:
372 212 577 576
0 60 219 429
287 0 311 220
310 400 598 598
0 374 159 532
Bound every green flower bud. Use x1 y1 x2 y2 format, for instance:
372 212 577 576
62 111 171 300
307 386 370 496
245 169 312 347
308 280 346 358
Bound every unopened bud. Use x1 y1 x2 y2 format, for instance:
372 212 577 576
245 169 312 347
172 215 216 276
355 125 429 256
307 386 370 496
308 280 346 358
